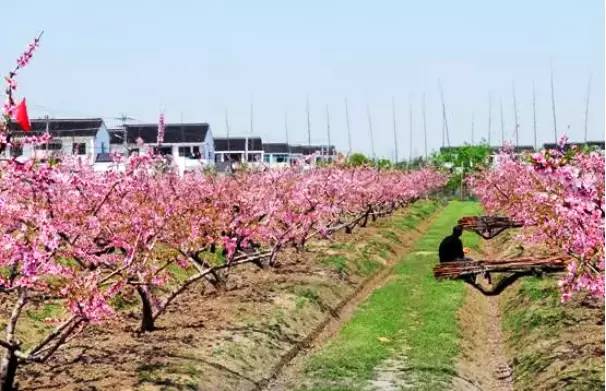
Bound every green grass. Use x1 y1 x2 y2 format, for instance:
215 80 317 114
302 201 481 390
320 255 349 276
500 276 605 390
320 200 441 280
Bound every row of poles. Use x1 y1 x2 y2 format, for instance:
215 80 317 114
224 71 592 162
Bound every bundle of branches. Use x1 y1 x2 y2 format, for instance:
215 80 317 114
457 215 524 239
433 256 569 280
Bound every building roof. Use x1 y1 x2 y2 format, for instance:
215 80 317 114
215 137 263 151
124 123 210 144
262 143 290 153
10 118 105 137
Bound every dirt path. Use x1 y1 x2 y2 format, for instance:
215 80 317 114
453 281 513 391
264 206 444 390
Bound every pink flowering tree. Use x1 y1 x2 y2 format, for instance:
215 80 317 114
469 137 604 301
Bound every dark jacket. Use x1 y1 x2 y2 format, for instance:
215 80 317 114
438 235 464 262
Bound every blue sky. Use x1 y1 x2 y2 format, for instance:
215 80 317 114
2 1 603 158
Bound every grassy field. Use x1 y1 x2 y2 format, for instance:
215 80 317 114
300 201 481 390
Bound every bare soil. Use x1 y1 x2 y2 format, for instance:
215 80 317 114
454 283 513 391
458 233 604 391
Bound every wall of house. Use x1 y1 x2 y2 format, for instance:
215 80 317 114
94 125 110 157
204 128 214 162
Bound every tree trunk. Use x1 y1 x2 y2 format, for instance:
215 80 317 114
136 286 155 332
360 210 370 227
0 347 18 391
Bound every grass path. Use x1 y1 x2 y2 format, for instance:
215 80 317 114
289 201 482 390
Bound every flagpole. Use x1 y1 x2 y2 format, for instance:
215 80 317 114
392 97 398 163
584 74 591 143
422 93 428 161
366 104 376 160
345 98 352 155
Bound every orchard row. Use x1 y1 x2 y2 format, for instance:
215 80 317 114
470 139 605 301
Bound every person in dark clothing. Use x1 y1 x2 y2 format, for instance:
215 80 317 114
439 225 465 262
438 225 492 285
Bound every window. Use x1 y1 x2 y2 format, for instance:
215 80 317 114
276 154 287 163
178 146 191 157
263 154 270 163
154 146 172 156
248 153 260 162
72 143 86 155
35 142 62 150
10 144 23 157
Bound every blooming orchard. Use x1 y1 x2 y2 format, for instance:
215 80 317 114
469 139 605 301
0 142 445 389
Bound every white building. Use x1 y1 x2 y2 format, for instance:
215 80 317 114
214 137 264 168
7 118 110 164
262 143 291 167
108 123 214 173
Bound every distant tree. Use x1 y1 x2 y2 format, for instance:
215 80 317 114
375 159 392 170
347 153 370 167
430 144 493 198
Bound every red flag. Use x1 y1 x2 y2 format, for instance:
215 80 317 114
14 98 31 131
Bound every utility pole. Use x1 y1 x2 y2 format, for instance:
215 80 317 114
499 98 505 145
550 63 558 143
422 93 428 161
250 96 254 135
325 105 332 161
306 96 311 146
284 111 289 145
471 112 475 145
532 82 537 150
392 97 399 163
225 108 231 153
345 98 352 155
584 74 591 143
487 94 492 146
408 100 413 162
438 80 450 147
45 114 50 154
366 104 376 160
512 82 519 147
